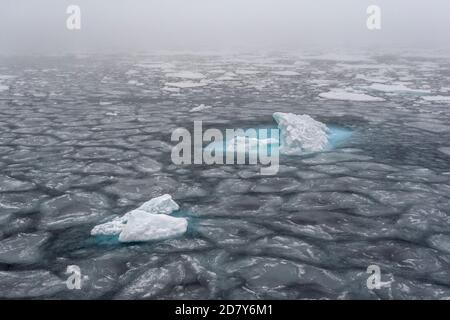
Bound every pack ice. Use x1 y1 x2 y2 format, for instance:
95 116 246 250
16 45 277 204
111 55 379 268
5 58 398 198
273 112 329 154
91 194 187 242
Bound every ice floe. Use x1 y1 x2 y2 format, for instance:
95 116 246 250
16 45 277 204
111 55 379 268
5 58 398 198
165 71 205 80
319 89 384 102
190 104 212 112
271 71 300 76
365 83 431 94
165 81 209 88
273 112 329 154
422 95 450 102
91 194 187 243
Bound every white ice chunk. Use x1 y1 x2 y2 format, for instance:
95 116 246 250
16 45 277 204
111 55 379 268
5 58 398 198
118 211 187 242
165 71 205 80
162 86 181 93
136 194 179 214
190 104 212 112
90 194 185 242
366 83 431 94
165 81 209 88
319 89 384 102
273 112 329 154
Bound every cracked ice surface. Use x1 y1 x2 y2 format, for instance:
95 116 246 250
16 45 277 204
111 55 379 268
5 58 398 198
1 52 450 299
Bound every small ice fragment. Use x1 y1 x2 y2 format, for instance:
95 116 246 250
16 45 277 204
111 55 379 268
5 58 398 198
319 89 384 102
165 71 205 80
91 194 185 243
136 193 179 214
165 81 208 88
190 104 212 112
366 83 431 94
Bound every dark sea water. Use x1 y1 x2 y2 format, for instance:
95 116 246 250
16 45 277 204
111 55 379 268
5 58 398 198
1 52 450 299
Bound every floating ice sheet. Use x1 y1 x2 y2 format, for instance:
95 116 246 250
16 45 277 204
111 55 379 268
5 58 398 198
365 83 431 94
319 89 384 102
91 194 187 243
205 113 352 158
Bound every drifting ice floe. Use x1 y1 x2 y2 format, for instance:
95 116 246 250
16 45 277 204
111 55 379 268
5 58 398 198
165 81 209 89
273 112 329 154
190 104 212 112
422 95 450 102
91 194 187 242
319 89 384 102
166 71 205 80
365 83 431 94
271 71 300 76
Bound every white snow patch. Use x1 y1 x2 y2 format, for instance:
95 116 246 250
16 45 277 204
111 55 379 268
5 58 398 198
0 85 9 92
273 112 329 155
319 89 384 102
91 194 186 242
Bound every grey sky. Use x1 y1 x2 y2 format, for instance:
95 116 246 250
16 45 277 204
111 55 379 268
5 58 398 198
1 0 449 54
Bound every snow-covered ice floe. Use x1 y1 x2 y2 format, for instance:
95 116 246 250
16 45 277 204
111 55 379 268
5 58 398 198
91 194 187 243
319 88 384 102
273 112 330 154
205 113 352 157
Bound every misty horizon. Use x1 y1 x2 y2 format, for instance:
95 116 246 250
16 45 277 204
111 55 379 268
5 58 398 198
1 0 450 54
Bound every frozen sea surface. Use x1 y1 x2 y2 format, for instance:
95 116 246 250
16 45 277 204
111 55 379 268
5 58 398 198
1 52 450 299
